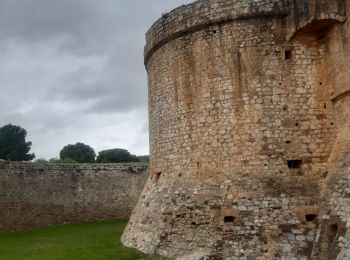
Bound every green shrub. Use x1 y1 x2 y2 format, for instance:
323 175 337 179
49 158 78 164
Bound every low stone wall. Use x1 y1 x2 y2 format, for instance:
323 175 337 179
0 161 148 232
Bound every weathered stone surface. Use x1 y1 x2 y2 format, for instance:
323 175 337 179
122 0 350 259
0 161 148 232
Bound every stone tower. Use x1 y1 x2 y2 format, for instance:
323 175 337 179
122 0 350 258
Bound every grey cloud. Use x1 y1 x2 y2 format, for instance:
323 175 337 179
0 0 193 159
0 0 93 42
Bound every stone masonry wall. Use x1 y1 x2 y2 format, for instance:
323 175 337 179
311 0 350 258
123 0 349 259
0 161 148 232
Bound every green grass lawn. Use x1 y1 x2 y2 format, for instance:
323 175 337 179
0 220 161 260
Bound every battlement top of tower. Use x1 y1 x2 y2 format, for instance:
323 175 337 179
144 0 346 65
144 0 290 63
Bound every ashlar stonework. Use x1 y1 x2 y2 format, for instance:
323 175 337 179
122 0 350 259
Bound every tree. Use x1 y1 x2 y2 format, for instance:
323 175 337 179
0 124 35 161
137 155 149 163
96 148 140 163
59 142 95 163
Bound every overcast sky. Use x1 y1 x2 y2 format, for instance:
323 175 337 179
0 0 193 159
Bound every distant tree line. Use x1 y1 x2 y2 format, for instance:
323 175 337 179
0 124 149 164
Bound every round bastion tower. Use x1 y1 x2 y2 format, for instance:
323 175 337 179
122 0 350 259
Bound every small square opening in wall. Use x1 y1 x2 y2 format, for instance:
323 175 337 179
287 160 302 169
305 214 318 222
224 216 235 223
331 223 338 232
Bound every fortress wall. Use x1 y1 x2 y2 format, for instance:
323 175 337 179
312 1 350 258
326 0 350 129
145 0 290 65
145 0 346 66
317 152 350 259
145 4 337 181
122 0 347 258
0 161 148 232
285 0 346 41
122 0 350 259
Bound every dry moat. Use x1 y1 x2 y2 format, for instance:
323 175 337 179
1 0 350 260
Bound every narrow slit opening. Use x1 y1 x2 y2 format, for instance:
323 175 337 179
285 50 292 60
330 224 339 241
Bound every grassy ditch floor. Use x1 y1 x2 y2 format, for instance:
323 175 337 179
0 219 163 260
